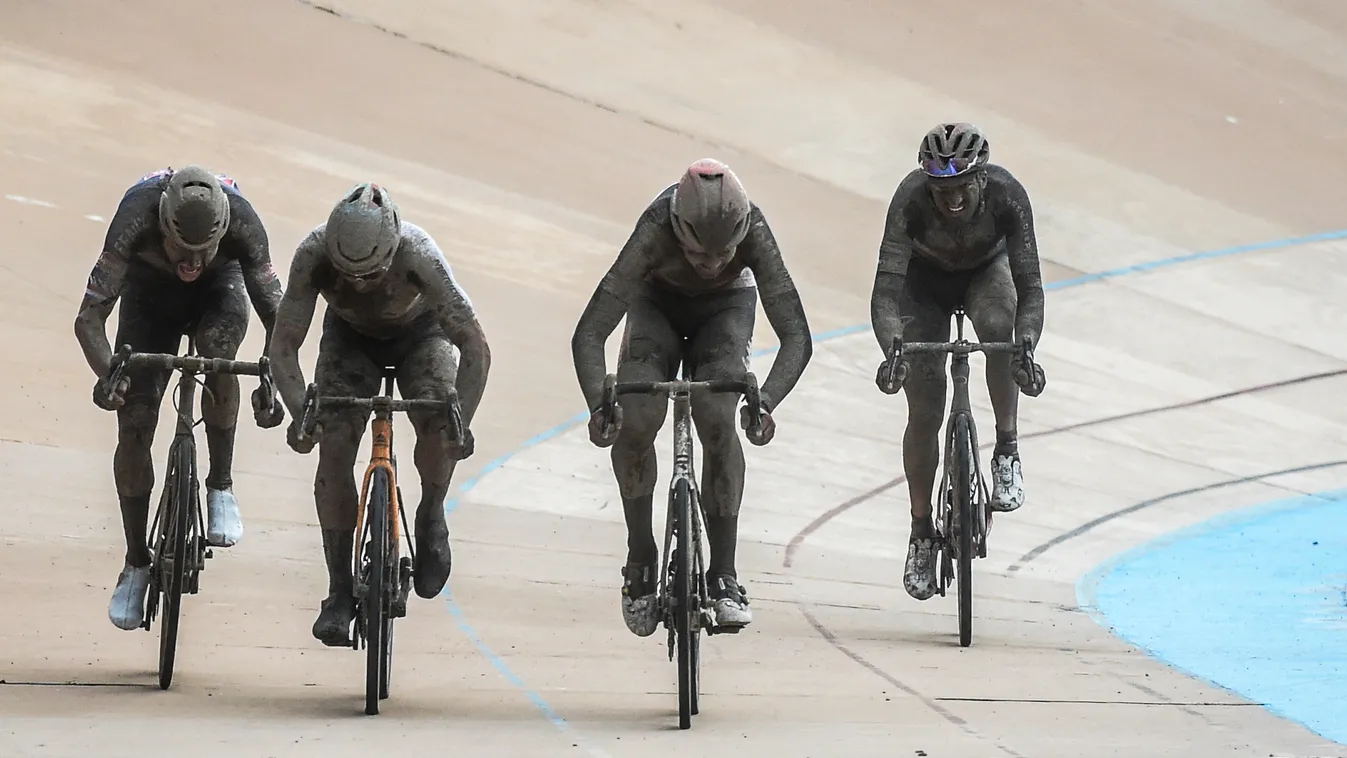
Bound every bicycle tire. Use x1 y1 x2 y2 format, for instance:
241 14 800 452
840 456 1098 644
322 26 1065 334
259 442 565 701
158 438 194 690
364 467 391 716
953 413 975 648
673 477 697 730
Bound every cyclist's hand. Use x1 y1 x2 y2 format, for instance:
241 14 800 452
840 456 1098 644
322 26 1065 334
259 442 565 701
448 428 475 461
251 386 285 429
741 403 775 446
588 403 622 448
875 358 908 395
92 375 129 412
1015 359 1046 397
286 419 319 454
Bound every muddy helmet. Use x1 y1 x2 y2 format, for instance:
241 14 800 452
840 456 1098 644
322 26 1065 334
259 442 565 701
670 159 752 253
918 122 990 178
159 165 231 253
325 183 401 278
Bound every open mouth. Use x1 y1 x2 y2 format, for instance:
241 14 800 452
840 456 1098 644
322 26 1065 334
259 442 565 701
177 261 203 282
946 200 966 213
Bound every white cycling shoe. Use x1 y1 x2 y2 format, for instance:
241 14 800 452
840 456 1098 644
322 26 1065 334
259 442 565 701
990 454 1025 513
206 487 243 547
708 575 752 628
621 563 660 637
108 563 152 630
903 537 938 601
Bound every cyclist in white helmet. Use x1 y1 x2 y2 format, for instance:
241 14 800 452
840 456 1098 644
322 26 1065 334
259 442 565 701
573 158 814 636
870 123 1047 601
267 183 490 646
75 165 285 632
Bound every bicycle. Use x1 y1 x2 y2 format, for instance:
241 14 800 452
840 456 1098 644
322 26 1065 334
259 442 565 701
881 307 1032 647
297 370 465 716
103 339 274 690
597 370 765 730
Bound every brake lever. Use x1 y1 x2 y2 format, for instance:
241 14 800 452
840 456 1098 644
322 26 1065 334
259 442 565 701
885 336 904 387
743 371 765 434
1020 337 1035 369
446 395 465 445
300 383 320 436
600 373 619 436
106 343 133 384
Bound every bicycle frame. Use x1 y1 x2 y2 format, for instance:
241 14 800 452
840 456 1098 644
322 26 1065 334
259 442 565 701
355 373 406 576
660 383 708 625
889 310 1025 555
602 373 763 628
106 339 269 687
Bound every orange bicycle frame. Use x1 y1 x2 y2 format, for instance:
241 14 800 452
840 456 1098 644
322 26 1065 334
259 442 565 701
354 412 401 568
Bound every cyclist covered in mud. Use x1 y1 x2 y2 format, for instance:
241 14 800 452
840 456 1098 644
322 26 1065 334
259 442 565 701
870 123 1047 601
573 158 813 636
74 165 285 631
268 183 490 646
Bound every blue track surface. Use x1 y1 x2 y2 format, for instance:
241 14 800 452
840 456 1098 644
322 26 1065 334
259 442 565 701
1081 489 1347 745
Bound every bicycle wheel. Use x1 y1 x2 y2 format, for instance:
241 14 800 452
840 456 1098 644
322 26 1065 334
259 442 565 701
672 478 697 730
952 413 975 648
363 467 391 716
158 438 194 690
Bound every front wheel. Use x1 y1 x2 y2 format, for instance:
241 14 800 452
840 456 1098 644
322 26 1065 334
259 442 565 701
952 413 975 648
672 478 699 730
363 467 393 715
157 438 195 690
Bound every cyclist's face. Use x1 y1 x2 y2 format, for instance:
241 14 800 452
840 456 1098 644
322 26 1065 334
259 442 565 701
682 245 738 280
929 174 983 220
165 240 219 283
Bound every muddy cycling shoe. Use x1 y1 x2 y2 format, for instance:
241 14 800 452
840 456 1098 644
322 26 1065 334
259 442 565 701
904 537 938 601
206 488 243 547
108 562 152 630
413 519 452 599
708 574 752 628
621 562 659 637
990 453 1025 513
312 592 357 646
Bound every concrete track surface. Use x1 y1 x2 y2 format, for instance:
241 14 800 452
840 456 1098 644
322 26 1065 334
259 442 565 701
2 2 1345 756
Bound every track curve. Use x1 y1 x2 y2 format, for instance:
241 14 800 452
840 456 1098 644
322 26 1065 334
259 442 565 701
4 2 1347 757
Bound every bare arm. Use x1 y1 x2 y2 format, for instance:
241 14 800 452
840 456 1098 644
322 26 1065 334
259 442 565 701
998 174 1045 347
744 210 812 411
73 188 155 379
270 235 323 420
228 196 284 354
870 177 920 355
570 207 661 411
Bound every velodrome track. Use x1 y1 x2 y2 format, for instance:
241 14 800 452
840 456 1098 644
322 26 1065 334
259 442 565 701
2 2 1345 756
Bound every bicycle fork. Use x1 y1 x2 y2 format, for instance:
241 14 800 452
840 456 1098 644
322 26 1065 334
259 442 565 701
661 390 709 657
938 352 994 561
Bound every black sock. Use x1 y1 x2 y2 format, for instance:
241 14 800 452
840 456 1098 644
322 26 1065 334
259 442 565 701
622 494 657 566
205 424 235 490
119 493 153 567
706 514 738 580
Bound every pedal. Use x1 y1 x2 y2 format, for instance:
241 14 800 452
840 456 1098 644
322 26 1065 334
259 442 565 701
706 625 743 636
392 558 413 618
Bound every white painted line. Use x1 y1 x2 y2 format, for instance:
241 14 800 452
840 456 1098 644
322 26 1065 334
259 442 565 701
85 214 105 222
4 195 57 208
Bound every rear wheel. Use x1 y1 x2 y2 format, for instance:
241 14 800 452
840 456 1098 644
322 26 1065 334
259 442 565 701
157 439 194 690
673 478 698 730
952 414 975 648
364 468 391 715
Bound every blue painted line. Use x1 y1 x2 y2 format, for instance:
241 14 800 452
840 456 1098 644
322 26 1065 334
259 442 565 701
1046 227 1347 290
1078 489 1347 745
442 591 576 732
440 225 1347 730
